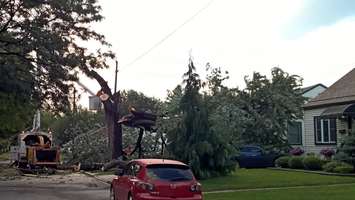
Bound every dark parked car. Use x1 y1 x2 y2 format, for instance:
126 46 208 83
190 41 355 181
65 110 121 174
234 145 281 168
110 159 203 200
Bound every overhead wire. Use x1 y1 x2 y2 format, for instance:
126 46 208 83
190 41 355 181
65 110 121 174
120 0 215 70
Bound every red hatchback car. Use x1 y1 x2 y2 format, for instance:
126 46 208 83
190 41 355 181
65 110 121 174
110 159 203 200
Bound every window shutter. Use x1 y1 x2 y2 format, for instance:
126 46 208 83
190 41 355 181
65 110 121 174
330 118 337 143
314 117 322 143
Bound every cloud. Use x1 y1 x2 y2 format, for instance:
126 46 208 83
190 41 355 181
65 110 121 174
78 1 355 108
284 0 355 38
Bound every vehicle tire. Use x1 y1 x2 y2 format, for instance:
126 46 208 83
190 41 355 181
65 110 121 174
110 186 115 200
127 193 133 200
235 160 241 169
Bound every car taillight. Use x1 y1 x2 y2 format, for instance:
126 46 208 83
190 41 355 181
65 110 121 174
190 182 202 192
137 182 155 192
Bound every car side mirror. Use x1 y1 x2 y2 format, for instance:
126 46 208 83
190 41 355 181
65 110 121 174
115 168 124 176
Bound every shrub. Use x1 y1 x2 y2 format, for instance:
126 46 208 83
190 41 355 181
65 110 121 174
333 163 354 174
275 156 291 168
335 130 355 168
290 147 304 156
322 161 339 172
320 148 335 159
303 156 322 170
323 161 354 173
288 156 304 169
306 152 316 156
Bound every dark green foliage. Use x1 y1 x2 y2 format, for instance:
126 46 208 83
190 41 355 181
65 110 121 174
0 0 113 131
335 132 355 168
238 68 305 150
167 59 235 179
288 156 304 169
0 64 35 135
323 161 354 173
333 164 354 174
302 156 322 170
119 90 161 116
323 161 340 172
51 110 105 146
275 156 291 168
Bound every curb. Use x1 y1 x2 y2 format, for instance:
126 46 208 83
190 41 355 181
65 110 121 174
269 167 355 177
204 182 355 194
80 171 111 185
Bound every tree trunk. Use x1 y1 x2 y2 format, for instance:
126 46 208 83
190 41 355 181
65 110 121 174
84 69 123 160
103 96 122 160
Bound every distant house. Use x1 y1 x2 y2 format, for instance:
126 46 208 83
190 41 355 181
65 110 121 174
287 84 327 146
302 69 355 154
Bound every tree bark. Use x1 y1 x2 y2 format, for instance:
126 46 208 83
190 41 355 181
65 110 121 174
84 69 122 159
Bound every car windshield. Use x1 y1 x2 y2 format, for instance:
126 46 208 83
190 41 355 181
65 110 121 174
146 164 193 182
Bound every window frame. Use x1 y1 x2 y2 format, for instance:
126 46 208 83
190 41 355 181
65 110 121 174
314 116 337 145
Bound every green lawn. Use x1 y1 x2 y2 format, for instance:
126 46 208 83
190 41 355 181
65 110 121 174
201 169 355 192
204 184 355 200
0 152 9 161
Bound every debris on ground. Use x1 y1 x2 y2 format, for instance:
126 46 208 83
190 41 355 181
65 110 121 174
0 165 23 181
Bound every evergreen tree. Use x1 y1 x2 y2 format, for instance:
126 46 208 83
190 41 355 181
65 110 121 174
168 59 235 179
335 131 355 168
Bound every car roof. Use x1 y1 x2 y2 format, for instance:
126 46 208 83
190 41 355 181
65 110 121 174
132 159 187 167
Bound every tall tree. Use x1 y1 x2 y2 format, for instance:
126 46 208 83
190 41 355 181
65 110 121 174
168 59 235 178
0 0 123 158
238 68 305 150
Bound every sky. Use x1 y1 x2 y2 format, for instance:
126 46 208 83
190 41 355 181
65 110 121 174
79 0 355 107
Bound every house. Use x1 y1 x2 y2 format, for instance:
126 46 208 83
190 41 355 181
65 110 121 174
287 84 327 146
302 68 355 154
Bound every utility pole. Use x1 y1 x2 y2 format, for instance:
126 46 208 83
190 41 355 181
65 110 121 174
114 60 118 94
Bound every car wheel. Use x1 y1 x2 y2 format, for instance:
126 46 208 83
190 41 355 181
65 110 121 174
110 187 115 200
127 193 133 200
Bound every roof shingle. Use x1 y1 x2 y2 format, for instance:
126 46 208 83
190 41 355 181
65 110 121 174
304 68 355 109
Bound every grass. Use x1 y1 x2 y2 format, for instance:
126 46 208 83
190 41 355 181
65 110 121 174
0 152 9 161
204 184 355 200
201 169 355 192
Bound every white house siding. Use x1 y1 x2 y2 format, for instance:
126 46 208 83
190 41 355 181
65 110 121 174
303 108 337 154
289 85 327 148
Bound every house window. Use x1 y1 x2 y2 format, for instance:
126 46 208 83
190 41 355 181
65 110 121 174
287 121 302 145
314 117 337 144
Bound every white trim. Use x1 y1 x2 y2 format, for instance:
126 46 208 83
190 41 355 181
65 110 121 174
316 118 336 144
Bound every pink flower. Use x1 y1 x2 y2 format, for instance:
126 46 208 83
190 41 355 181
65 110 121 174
320 148 335 158
290 147 304 156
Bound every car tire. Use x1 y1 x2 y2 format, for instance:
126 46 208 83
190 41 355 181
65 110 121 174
128 193 133 200
110 186 115 200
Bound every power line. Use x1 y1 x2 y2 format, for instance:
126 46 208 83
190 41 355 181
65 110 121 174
121 0 215 70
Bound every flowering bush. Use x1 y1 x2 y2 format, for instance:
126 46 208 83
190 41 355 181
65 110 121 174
290 147 304 156
320 148 335 159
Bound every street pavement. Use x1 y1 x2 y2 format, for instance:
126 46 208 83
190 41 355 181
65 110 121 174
0 185 109 200
0 173 111 200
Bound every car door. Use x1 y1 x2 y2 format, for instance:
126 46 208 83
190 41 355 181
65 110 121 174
239 146 263 168
119 162 142 200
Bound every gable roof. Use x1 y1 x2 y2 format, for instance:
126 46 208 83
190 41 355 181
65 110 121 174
304 68 355 109
301 83 327 95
